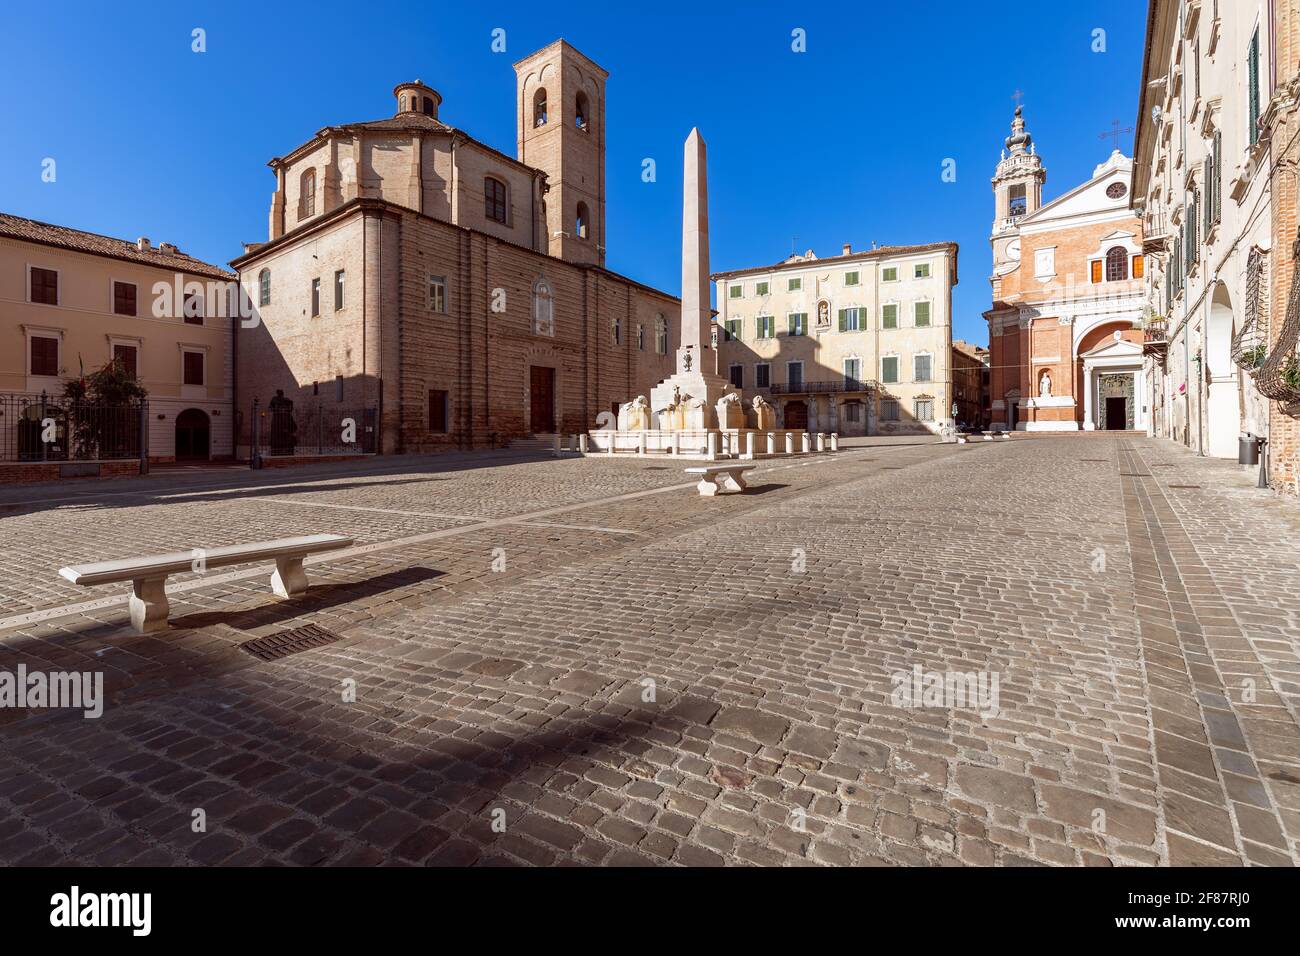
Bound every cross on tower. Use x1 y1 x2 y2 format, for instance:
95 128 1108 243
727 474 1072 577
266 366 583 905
1100 118 1134 153
1011 89 1024 109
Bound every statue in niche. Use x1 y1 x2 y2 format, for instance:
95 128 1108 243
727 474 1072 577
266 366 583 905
1039 371 1052 398
683 348 693 372
817 301 830 326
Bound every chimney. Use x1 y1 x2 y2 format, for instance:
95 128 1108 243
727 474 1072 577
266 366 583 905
842 243 852 256
136 237 151 252
159 242 178 254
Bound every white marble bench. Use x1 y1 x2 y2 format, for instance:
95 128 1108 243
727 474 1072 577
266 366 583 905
685 464 755 497
981 430 1011 440
58 534 354 634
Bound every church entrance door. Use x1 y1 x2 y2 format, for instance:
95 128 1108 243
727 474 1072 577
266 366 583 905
529 366 556 434
1104 396 1128 430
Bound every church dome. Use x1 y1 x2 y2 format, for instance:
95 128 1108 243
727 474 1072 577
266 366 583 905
393 80 442 119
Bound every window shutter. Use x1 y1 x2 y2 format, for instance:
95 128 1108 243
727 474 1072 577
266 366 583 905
838 309 848 332
1091 260 1103 283
1203 157 1213 232
1249 30 1260 145
1213 130 1222 223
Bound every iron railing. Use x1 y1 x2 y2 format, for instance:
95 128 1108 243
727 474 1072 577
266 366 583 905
768 379 882 395
250 399 378 461
0 393 146 462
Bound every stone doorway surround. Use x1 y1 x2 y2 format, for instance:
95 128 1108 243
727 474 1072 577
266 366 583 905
1081 335 1146 432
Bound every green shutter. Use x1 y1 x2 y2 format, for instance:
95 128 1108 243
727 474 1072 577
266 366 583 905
838 309 848 332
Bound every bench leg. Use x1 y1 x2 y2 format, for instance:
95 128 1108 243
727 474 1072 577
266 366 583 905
129 577 169 634
718 470 747 493
696 476 721 497
271 556 309 598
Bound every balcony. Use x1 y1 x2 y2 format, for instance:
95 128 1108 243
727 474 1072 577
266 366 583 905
768 379 881 396
1143 317 1169 355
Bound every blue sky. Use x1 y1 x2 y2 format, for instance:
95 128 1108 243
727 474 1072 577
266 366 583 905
0 0 1146 346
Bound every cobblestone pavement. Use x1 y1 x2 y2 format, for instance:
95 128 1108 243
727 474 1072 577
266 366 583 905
0 435 1297 866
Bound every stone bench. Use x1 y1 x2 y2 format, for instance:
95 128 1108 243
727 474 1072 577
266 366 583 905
685 464 755 497
58 534 354 634
982 430 1011 440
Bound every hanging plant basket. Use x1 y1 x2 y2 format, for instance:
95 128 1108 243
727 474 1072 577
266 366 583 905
1256 236 1300 402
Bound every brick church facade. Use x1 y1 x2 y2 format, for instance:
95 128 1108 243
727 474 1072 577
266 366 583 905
985 108 1147 432
231 40 676 454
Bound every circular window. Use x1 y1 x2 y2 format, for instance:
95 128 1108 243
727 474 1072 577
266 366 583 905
1106 182 1128 199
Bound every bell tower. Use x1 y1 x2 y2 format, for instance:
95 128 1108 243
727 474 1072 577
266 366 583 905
991 105 1047 272
514 40 607 267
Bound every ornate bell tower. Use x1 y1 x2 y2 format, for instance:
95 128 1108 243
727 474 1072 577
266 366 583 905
991 106 1047 273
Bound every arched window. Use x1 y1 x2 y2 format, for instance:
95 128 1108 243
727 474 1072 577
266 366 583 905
258 268 271 307
576 202 590 240
1008 184 1027 217
1105 246 1129 281
299 168 316 219
655 314 668 354
485 177 508 224
533 88 547 127
576 91 590 129
401 94 408 111
422 96 434 116
532 277 554 336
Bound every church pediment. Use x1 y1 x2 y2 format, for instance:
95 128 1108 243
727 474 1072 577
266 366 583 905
1020 153 1134 227
1080 336 1142 360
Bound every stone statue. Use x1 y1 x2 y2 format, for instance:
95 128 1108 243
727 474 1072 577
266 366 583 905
619 394 652 431
1039 371 1052 398
817 301 830 326
752 394 776 431
683 349 693 372
716 391 743 429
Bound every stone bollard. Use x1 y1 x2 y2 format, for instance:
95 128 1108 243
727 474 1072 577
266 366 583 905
638 431 647 456
816 433 826 452
801 433 811 453
669 431 679 456
707 432 718 461
767 432 776 455
830 433 839 452
579 434 589 454
552 435 562 457
784 432 794 455
608 431 616 455
744 432 755 459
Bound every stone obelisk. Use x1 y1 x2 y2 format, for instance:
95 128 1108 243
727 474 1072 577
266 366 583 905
650 127 734 430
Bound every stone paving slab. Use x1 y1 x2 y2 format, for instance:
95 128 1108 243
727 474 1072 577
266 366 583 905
0 435 1297 866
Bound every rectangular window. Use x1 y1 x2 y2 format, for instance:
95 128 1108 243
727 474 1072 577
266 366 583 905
183 291 204 325
838 308 862 332
335 375 344 402
914 354 932 382
881 356 899 384
843 358 861 387
756 315 774 339
755 281 769 296
914 263 931 279
845 402 861 423
428 389 449 433
787 277 801 292
728 284 743 299
788 313 806 336
914 399 934 421
485 178 508 223
1090 260 1104 284
1009 184 1027 217
844 271 860 286
914 301 931 327
1248 28 1261 146
637 323 645 351
787 361 803 390
755 363 771 389
30 335 58 376
112 343 138 378
882 304 898 329
1133 255 1145 279
428 275 446 313
183 350 204 386
612 316 621 346
30 267 58 305
729 364 744 388
310 279 320 318
882 266 898 282
724 318 742 341
334 270 345 311
881 398 900 421
113 281 138 316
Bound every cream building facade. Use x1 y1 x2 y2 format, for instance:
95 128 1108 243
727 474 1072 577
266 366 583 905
711 242 958 436
1133 0 1274 461
0 213 236 473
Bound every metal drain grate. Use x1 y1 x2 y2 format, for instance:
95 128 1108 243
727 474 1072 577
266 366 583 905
1168 484 1201 489
1079 459 1108 463
239 624 344 661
